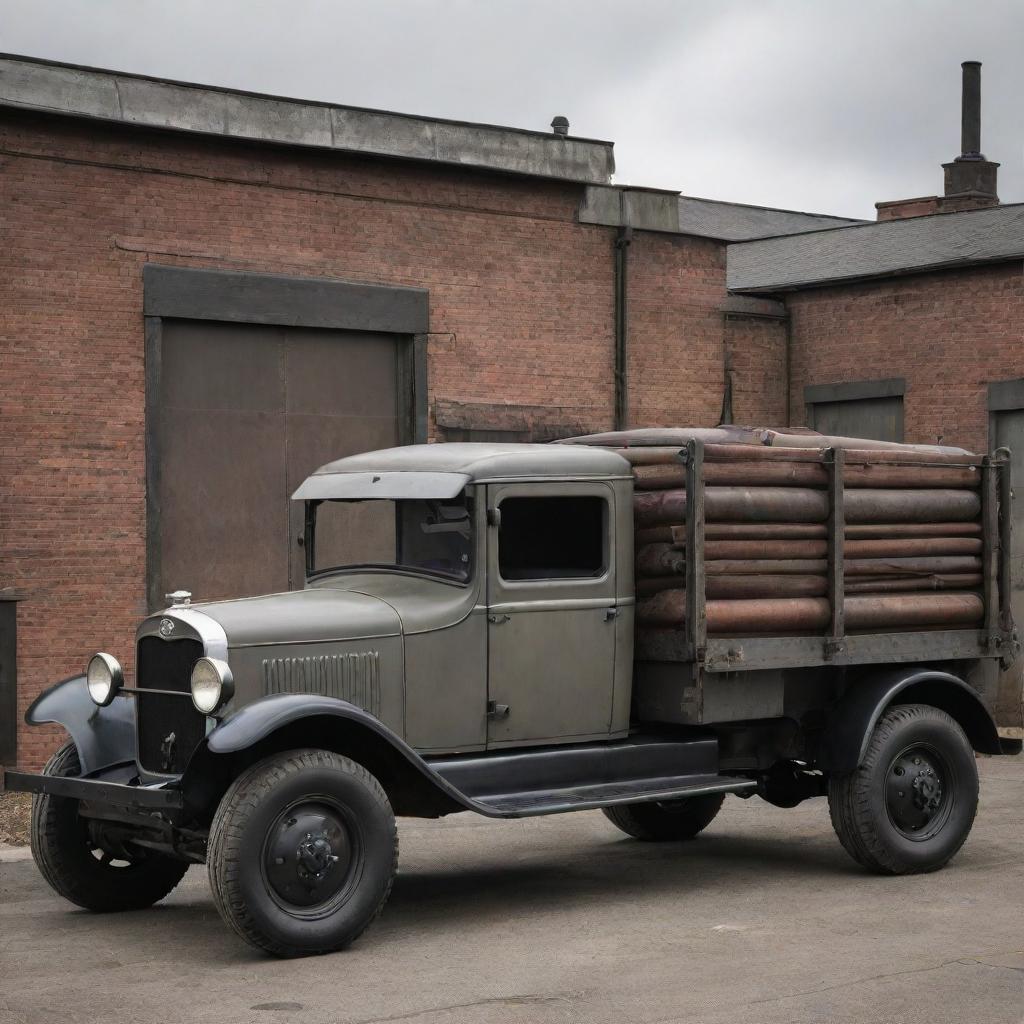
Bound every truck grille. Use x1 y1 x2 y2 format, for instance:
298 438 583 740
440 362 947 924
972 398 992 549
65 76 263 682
136 635 205 775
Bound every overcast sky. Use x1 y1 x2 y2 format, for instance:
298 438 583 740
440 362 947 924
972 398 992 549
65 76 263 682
4 0 1023 218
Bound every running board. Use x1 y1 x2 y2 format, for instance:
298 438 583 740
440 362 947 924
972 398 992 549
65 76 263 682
475 774 754 817
426 733 755 819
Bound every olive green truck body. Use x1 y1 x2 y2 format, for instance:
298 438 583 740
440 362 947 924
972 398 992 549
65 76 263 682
6 431 1020 956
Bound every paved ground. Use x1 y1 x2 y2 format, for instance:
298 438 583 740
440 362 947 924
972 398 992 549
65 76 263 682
2 758 1023 1024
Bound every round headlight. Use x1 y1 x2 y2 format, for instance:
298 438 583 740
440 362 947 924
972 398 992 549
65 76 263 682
86 653 123 707
190 658 234 715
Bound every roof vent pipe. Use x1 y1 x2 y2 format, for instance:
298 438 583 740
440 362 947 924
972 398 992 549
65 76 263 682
960 60 982 159
551 115 569 137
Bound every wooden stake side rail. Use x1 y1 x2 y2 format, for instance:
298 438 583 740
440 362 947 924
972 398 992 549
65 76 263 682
826 447 846 660
633 444 1015 672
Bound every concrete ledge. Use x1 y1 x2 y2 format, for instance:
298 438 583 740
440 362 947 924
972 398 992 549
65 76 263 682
578 186 681 233
720 295 787 320
0 53 615 184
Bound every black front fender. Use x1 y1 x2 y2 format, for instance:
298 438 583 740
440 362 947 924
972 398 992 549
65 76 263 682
818 668 1001 773
181 693 474 820
25 675 136 776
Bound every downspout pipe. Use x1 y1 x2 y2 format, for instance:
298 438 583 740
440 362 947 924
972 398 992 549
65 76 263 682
614 224 632 430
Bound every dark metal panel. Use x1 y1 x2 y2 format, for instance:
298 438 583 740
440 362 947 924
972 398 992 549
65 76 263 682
284 327 400 587
0 594 22 765
804 378 906 405
990 409 1024 732
807 395 904 443
988 378 1024 412
144 316 164 613
143 265 429 334
148 315 409 605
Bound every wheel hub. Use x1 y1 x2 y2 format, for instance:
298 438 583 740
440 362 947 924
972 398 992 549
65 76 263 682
885 746 951 840
264 803 352 909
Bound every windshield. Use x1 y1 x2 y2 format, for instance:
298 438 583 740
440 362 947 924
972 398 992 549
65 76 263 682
307 493 474 583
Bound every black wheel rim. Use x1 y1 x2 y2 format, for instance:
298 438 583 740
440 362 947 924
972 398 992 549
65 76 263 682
884 743 953 842
261 797 361 919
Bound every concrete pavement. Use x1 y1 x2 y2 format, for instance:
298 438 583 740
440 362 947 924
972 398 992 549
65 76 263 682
1 757 1023 1024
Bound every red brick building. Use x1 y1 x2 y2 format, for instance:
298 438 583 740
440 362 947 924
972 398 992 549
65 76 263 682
2 54 1022 768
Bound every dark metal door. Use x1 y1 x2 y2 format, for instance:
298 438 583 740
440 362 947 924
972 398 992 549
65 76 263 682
991 409 1024 733
154 320 399 605
484 482 617 748
808 396 904 441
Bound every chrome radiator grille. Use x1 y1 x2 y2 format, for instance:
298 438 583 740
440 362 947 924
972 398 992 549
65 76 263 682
135 635 205 775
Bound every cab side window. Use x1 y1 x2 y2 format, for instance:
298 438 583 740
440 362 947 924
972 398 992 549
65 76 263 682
497 496 606 581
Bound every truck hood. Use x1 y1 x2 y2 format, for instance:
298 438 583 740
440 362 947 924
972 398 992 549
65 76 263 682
190 588 402 648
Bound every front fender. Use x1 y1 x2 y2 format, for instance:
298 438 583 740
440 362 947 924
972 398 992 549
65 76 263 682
26 675 136 776
818 668 1001 772
182 693 476 819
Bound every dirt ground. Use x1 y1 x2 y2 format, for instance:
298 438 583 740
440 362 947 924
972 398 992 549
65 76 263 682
0 789 30 847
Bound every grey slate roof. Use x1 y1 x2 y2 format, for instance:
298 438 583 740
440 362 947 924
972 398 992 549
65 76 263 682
727 202 1024 292
0 53 615 184
677 195 864 241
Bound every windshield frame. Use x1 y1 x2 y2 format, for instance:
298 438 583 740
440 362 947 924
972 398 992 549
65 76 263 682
303 492 476 586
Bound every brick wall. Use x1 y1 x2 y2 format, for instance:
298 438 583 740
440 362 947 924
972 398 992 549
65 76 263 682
0 109 740 768
786 263 1024 451
724 315 788 426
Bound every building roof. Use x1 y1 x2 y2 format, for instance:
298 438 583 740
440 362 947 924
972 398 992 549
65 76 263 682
293 443 631 499
727 202 1024 292
677 195 865 241
0 53 615 184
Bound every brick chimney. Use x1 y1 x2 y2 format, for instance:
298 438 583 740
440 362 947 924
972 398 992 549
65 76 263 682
876 60 999 221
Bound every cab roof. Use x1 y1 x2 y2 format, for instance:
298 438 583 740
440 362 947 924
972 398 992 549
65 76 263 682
292 443 631 501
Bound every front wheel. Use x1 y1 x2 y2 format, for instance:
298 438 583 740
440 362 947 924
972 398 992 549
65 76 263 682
31 741 189 911
828 704 979 874
207 749 398 957
603 792 725 841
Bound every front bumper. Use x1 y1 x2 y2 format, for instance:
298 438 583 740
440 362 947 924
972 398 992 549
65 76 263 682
3 770 182 811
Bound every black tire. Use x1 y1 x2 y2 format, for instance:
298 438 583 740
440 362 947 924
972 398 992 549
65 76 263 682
828 704 979 875
603 792 726 841
207 749 398 958
30 741 189 912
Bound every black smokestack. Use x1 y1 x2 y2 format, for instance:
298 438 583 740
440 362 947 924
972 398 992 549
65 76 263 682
961 60 982 158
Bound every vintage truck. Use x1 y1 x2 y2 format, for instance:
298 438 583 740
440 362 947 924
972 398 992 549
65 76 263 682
5 429 1021 957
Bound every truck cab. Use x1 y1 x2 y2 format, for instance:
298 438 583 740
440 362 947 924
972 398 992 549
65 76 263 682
6 438 1018 958
293 443 636 752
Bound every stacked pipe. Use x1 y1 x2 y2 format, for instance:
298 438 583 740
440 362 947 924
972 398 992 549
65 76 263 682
621 441 987 638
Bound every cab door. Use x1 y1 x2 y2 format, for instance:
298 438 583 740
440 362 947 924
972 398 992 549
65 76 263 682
485 482 617 747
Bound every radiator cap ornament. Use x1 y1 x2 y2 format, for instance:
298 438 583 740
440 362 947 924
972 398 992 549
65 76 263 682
166 590 192 609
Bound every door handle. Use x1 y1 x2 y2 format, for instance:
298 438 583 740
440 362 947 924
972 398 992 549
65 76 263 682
488 613 510 624
605 607 619 622
487 700 510 719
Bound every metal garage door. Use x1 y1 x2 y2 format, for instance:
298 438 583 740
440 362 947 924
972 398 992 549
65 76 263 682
155 320 400 603
991 406 1024 733
805 380 905 442
809 396 904 441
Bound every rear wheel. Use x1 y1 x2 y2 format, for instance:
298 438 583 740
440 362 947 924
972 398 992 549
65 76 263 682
828 704 978 874
603 792 725 841
30 741 189 911
207 749 398 957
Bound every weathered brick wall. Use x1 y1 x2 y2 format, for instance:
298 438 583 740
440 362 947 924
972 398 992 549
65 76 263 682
627 233 728 427
724 315 789 426
1 109 740 768
786 264 1024 451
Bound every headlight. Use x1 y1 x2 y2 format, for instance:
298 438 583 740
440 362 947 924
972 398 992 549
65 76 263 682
190 657 234 715
86 653 123 707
